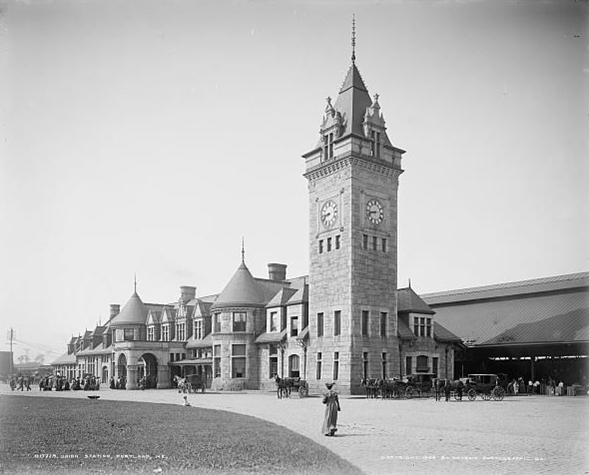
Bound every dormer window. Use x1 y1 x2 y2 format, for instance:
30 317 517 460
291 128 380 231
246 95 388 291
323 133 334 160
370 130 381 158
270 311 279 332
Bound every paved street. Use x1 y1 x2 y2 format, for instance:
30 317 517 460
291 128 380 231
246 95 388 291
2 385 588 475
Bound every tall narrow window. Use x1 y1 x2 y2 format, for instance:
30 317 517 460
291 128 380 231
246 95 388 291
361 310 369 336
231 344 246 378
329 132 334 158
335 235 341 250
270 311 279 332
319 240 324 254
269 344 278 378
363 352 369 380
333 352 339 381
405 356 412 376
413 317 419 335
334 310 341 336
432 357 439 377
317 313 324 337
290 316 298 337
419 317 425 337
362 234 368 250
316 352 322 380
194 320 202 340
214 314 221 333
380 312 387 337
327 237 332 252
426 318 432 338
382 238 387 252
372 236 378 251
213 345 221 378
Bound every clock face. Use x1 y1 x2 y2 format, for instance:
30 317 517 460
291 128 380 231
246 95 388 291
321 200 338 227
366 199 384 225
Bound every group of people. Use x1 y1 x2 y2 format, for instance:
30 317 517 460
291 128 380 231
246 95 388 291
109 376 127 390
39 374 100 391
506 377 564 396
8 374 32 391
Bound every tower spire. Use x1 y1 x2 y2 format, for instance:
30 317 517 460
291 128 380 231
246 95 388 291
134 273 137 293
241 237 245 263
351 14 356 64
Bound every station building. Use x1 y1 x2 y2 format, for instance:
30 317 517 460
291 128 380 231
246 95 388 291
52 48 463 394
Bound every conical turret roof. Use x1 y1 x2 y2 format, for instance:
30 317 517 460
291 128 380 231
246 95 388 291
110 291 149 326
211 262 266 310
333 63 373 137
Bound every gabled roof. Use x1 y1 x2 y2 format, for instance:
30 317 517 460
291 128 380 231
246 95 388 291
422 272 589 347
110 291 149 326
398 287 435 315
266 288 298 308
288 285 308 305
480 308 589 346
193 299 213 318
211 262 266 310
161 307 176 323
147 309 162 325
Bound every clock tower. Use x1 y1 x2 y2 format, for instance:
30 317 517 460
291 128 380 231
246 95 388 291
303 36 405 395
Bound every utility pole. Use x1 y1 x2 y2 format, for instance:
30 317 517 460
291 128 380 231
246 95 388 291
6 328 15 374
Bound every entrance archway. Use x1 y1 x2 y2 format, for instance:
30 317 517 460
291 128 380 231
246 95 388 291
138 353 158 389
117 353 127 388
102 365 109 383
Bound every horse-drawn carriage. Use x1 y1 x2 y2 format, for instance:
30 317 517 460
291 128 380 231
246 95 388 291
274 376 309 398
175 374 206 394
461 374 506 401
404 373 435 398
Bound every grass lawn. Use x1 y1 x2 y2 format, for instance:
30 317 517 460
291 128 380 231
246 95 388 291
0 395 361 475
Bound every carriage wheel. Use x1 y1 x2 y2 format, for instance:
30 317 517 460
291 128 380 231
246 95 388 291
493 387 505 401
405 387 414 399
468 389 476 401
453 391 462 401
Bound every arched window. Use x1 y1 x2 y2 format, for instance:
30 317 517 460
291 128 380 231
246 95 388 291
289 354 300 378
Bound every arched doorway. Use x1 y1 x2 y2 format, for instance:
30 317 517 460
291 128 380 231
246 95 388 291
102 365 109 383
289 354 300 378
138 353 158 389
117 353 127 388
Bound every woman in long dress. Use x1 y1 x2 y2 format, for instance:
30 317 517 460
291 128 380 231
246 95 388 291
322 383 341 436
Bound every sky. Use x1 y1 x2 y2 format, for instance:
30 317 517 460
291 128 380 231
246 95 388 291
1 0 587 363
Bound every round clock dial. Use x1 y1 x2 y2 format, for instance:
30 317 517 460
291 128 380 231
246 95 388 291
321 200 338 227
366 199 384 225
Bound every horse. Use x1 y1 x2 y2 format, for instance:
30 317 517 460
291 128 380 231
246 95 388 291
360 378 380 399
433 378 464 401
274 375 292 399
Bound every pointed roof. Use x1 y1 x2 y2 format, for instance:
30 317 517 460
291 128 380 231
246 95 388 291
397 287 435 315
333 63 372 138
211 262 266 310
266 288 298 308
110 291 149 326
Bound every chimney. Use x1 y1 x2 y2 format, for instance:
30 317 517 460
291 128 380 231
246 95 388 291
268 263 287 281
180 286 196 303
110 304 120 319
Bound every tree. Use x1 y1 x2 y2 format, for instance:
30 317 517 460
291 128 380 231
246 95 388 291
35 354 45 364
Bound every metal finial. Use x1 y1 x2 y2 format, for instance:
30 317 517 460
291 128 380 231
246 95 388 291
408 278 412 289
351 14 356 64
134 273 137 293
241 237 245 263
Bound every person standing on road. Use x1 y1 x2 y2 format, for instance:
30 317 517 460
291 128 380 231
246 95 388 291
322 383 341 436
